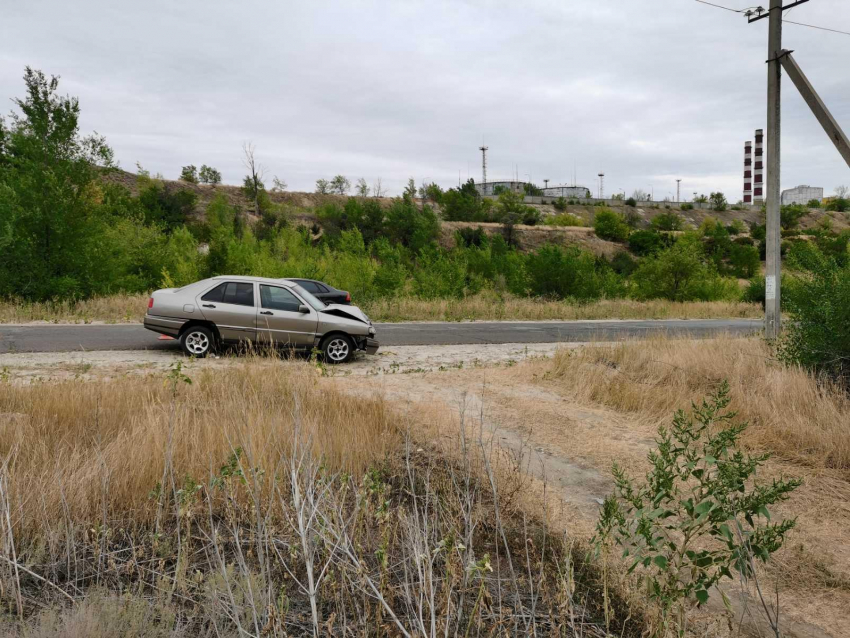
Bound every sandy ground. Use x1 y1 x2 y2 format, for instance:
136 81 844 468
2 341 844 637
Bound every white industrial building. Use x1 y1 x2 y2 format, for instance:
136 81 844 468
541 185 592 198
781 185 824 206
475 181 528 197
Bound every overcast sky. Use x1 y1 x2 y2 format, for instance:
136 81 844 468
2 0 849 200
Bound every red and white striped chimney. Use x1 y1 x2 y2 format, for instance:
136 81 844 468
753 129 764 205
743 139 753 205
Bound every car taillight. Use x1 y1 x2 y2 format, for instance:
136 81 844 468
148 297 154 309
345 292 351 302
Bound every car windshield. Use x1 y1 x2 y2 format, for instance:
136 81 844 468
292 284 326 310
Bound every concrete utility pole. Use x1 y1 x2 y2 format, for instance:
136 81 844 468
765 0 783 340
676 179 682 203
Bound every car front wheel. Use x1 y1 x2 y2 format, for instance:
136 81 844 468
180 326 214 358
321 334 354 364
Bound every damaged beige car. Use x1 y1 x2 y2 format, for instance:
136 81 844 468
144 276 378 363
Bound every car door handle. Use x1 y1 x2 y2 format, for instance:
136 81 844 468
202 304 216 308
260 311 273 315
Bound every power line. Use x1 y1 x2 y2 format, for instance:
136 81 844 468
784 19 850 37
694 0 850 37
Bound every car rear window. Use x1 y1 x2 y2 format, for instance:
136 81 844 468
223 282 255 307
298 280 321 293
201 283 227 302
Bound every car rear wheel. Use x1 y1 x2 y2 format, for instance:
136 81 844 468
180 326 214 358
321 334 354 364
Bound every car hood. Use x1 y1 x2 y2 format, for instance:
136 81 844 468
321 303 370 325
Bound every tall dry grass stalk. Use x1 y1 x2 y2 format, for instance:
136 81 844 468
0 359 396 531
0 292 761 324
547 336 850 471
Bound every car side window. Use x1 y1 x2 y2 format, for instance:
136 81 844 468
299 281 320 293
316 284 329 293
260 285 303 312
222 282 255 307
201 282 227 302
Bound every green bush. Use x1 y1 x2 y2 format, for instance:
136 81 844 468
825 197 848 213
728 243 761 278
631 239 738 302
778 243 850 385
553 196 568 212
780 204 807 230
680 203 694 211
597 383 799 636
807 199 821 208
593 209 630 242
650 211 684 231
610 251 638 276
625 197 637 208
545 213 585 227
627 230 665 256
524 244 619 301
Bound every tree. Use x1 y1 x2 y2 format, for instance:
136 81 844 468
709 192 728 212
316 179 330 194
835 185 849 199
495 189 540 226
593 209 630 242
179 165 198 183
355 178 370 198
632 239 731 302
403 177 417 200
631 189 649 202
198 164 222 185
372 178 385 198
271 176 287 192
694 194 709 204
241 143 267 214
0 67 116 300
330 175 350 195
651 211 684 231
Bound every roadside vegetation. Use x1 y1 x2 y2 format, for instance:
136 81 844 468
0 357 632 637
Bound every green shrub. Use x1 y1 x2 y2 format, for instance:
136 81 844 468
807 199 821 208
596 383 799 636
524 244 618 301
627 230 665 256
825 198 848 213
680 203 694 211
780 204 807 230
631 239 738 302
727 219 746 235
778 243 850 385
650 211 684 231
728 243 761 278
625 197 637 208
553 196 568 212
593 209 630 242
709 192 728 212
610 251 638 276
545 213 585 227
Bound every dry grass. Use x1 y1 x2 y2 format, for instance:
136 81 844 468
0 292 761 324
363 294 762 323
1 358 396 530
0 358 620 637
546 336 850 472
0 294 148 324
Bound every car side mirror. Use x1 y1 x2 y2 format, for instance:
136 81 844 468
298 305 310 313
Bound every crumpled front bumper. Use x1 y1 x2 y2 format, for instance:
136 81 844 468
362 338 380 355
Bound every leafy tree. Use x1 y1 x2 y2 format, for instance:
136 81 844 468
403 177 417 199
631 189 649 202
807 199 821 209
525 245 615 300
728 243 760 278
180 165 198 183
198 164 222 185
694 194 709 204
628 230 665 256
597 384 799 636
594 208 630 242
271 176 287 192
632 238 735 302
778 242 850 385
138 182 198 232
625 197 637 208
330 175 350 195
421 182 444 203
553 196 568 212
315 178 330 194
442 180 486 222
355 178 370 198
709 192 728 212
494 189 540 226
384 197 439 252
0 68 116 300
780 204 807 230
651 211 684 231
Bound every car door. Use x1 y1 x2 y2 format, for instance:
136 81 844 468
196 281 258 342
257 284 318 347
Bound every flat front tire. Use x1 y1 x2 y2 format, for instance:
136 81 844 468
321 334 354 364
180 326 214 358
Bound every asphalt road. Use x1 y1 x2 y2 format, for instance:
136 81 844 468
0 320 763 354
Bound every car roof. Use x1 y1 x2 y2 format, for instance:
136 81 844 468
210 275 299 286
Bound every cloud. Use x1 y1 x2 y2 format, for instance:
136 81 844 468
2 0 848 198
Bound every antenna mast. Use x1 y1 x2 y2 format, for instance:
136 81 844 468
479 146 489 185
